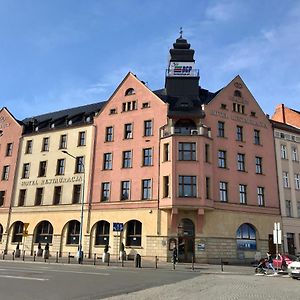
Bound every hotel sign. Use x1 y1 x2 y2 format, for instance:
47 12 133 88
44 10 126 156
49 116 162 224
20 175 83 187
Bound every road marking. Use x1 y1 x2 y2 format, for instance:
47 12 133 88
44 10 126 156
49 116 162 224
0 275 48 281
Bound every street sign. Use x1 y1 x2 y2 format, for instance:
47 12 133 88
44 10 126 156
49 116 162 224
23 223 29 236
273 222 282 245
113 222 124 232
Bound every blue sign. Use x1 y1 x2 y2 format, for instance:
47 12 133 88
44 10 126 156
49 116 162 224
113 222 124 232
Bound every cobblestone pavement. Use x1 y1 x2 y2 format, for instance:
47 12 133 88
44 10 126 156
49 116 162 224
103 272 300 300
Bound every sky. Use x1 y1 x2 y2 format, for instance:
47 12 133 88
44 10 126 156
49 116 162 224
0 0 299 121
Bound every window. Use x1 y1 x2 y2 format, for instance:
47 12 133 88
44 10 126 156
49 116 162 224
18 189 26 206
121 181 130 200
237 153 245 171
25 140 33 154
38 161 47 177
205 144 210 163
103 153 113 170
179 176 197 197
236 223 256 250
105 126 113 142
144 120 153 136
78 131 86 146
53 186 62 205
0 191 5 206
42 137 49 151
295 174 300 190
59 134 67 149
0 224 3 241
110 108 117 115
72 185 81 204
281 144 288 159
6 143 13 156
101 182 110 201
67 220 80 244
220 103 227 109
125 88 135 96
286 200 292 217
143 148 153 166
56 159 65 175
2 165 10 180
178 143 196 161
236 126 243 142
292 147 298 161
217 121 225 137
142 179 151 200
122 151 132 168
218 150 227 168
255 157 263 174
163 143 169 162
22 163 30 178
122 101 137 112
33 187 43 206
124 123 133 139
163 176 169 198
233 102 245 114
257 187 265 206
219 181 228 202
239 184 247 204
95 221 110 245
297 202 300 218
205 177 210 199
254 130 260 145
12 221 24 243
234 90 242 97
75 156 84 173
283 171 290 188
126 220 142 246
35 221 53 244
142 102 150 108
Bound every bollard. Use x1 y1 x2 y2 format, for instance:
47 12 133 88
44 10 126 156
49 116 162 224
2 251 5 260
93 253 96 266
107 253 110 266
56 251 58 263
135 254 141 268
221 258 224 272
68 252 71 264
33 251 36 262
173 260 175 270
12 250 15 260
22 250 25 261
155 256 158 269
121 254 124 267
192 256 195 271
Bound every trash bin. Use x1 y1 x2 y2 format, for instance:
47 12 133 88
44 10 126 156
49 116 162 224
135 254 141 268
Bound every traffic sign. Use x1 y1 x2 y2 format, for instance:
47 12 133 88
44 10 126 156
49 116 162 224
23 223 29 237
113 222 124 232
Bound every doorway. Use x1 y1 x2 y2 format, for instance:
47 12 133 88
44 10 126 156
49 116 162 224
287 233 295 255
177 218 195 263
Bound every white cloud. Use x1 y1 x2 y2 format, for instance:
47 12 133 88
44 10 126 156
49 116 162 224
205 0 237 22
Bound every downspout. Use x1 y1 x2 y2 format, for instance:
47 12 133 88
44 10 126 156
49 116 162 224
281 104 286 124
157 126 163 236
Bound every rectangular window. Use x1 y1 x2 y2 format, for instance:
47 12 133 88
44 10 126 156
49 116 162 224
283 171 290 188
2 165 10 180
59 134 67 149
297 201 300 218
42 137 49 151
205 177 210 199
163 176 169 198
295 174 300 190
286 200 292 217
233 102 245 114
72 184 81 204
121 181 130 200
179 176 197 197
0 191 5 206
255 156 263 174
281 144 288 159
53 186 62 205
205 144 210 163
103 153 112 170
22 163 30 179
237 153 245 171
122 150 132 168
105 126 113 142
25 140 33 154
144 120 153 136
101 182 110 202
218 150 226 168
38 161 47 177
254 130 260 145
163 143 169 162
178 142 196 161
219 181 228 202
217 121 225 137
236 126 243 142
124 123 133 139
143 148 153 166
292 147 299 161
78 131 86 146
6 143 13 156
56 159 65 175
75 156 84 173
257 187 265 206
142 179 151 200
239 184 247 204
35 188 43 206
18 189 26 206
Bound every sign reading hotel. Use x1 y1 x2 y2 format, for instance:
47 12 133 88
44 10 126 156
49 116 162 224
20 175 83 187
168 62 195 77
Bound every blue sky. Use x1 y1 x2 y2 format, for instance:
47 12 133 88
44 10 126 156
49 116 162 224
0 0 299 120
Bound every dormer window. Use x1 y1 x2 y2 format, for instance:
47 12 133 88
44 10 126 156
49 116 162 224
125 88 135 96
85 116 91 122
50 123 55 129
68 120 73 125
234 90 242 97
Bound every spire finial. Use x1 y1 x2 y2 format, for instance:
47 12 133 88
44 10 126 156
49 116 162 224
179 27 183 38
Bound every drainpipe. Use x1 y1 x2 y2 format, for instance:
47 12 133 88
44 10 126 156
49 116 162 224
281 104 286 124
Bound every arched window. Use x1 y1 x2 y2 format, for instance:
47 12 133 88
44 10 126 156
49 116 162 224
234 90 242 97
126 220 142 246
95 221 110 245
12 221 24 243
236 223 256 250
0 224 3 242
125 88 135 96
66 220 80 245
35 221 53 244
178 218 195 237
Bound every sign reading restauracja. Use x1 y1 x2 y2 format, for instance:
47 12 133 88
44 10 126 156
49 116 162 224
20 175 83 187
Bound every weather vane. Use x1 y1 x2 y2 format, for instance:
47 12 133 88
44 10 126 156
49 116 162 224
180 27 183 38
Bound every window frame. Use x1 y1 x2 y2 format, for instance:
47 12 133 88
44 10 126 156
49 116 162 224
178 175 197 198
178 142 196 161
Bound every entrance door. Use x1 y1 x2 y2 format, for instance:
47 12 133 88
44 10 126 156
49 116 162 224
268 234 276 254
177 218 195 263
287 233 295 255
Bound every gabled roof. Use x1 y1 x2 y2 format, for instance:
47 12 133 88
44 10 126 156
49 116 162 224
271 119 300 134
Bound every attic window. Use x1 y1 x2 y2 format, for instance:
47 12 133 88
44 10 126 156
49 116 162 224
234 90 242 97
110 108 117 115
50 123 55 129
85 116 91 122
180 102 189 108
142 102 150 108
220 103 227 110
68 120 73 125
125 88 135 96
250 111 256 117
35 126 39 132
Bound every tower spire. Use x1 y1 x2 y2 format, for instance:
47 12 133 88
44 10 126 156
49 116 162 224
179 27 183 38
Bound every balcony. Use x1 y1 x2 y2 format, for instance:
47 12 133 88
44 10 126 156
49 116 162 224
160 124 211 138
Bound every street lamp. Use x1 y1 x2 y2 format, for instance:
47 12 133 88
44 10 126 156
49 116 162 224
62 150 85 264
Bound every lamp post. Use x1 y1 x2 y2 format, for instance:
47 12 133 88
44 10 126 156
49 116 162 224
62 150 85 264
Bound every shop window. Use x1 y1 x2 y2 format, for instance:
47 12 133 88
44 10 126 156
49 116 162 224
95 221 110 245
66 220 80 245
126 220 142 247
12 221 24 243
236 223 256 250
35 221 53 244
